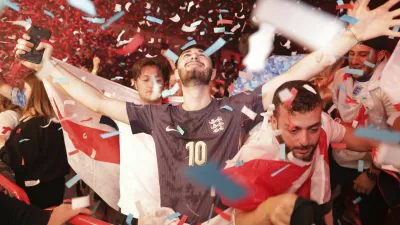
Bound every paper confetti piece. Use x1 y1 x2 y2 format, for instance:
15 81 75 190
177 215 188 225
231 24 241 32
235 160 244 167
213 206 231 221
358 160 364 172
146 16 163 25
114 4 121 12
331 143 346 149
164 49 179 63
53 77 69 83
278 88 293 102
125 2 131 12
303 84 317 94
184 162 248 201
168 212 181 220
4 0 20 12
340 15 358 25
115 34 144 55
338 219 342 225
25 179 40 187
336 4 353 10
170 14 180 22
177 126 184 135
204 38 226 56
181 40 197 50
68 150 79 156
352 120 359 128
66 174 81 188
220 105 233 111
364 61 375 68
344 68 363 76
67 0 96 16
81 17 105 24
271 164 291 177
369 49 373 60
44 10 54 19
182 24 197 32
389 26 400 39
338 84 346 92
279 144 286 160
214 27 225 33
100 11 125 30
126 214 133 225
241 105 257 120
16 128 21 134
72 196 90 209
190 20 202 27
58 127 62 131
100 131 120 139
353 196 362 204
19 139 30 143
217 19 233 25
354 128 400 143
219 9 229 13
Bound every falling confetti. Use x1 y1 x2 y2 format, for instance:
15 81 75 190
67 0 96 16
65 174 81 188
19 139 30 143
100 131 121 139
271 164 291 177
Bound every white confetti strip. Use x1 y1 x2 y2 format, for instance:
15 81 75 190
241 105 257 120
303 84 317 94
278 88 293 102
182 24 197 32
72 196 90 209
25 179 40 187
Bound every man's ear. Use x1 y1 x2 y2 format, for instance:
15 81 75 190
271 115 278 130
132 79 137 89
211 69 217 80
377 50 386 62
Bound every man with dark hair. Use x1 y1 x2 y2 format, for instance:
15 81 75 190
223 80 379 225
14 1 400 223
329 37 399 225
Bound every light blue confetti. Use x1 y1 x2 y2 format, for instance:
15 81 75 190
44 10 55 19
353 196 362 204
164 49 179 63
389 26 400 39
204 38 226 56
364 61 375 68
224 32 234 35
66 174 81 188
235 160 244 167
53 77 69 83
279 144 286 160
338 219 342 225
181 40 197 50
357 160 364 172
187 36 193 40
271 164 290 177
19 139 30 143
167 212 181 220
338 84 346 92
4 0 19 12
340 15 358 25
220 105 233 111
337 0 344 13
207 203 214 223
145 10 151 14
177 126 184 135
60 5 65 10
219 9 229 13
67 0 96 16
82 17 105 24
218 14 222 20
87 29 93 32
26 18 32 24
199 15 205 19
369 49 373 60
344 68 363 76
58 127 62 131
354 128 400 143
146 16 163 25
214 27 225 33
101 11 125 30
100 131 121 139
184 161 248 201
126 214 133 225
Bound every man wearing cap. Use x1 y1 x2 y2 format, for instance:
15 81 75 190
329 37 400 225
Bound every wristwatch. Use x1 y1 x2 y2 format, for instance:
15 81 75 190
366 169 378 181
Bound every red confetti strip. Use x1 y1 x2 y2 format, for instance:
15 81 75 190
213 206 231 221
177 215 188 225
80 117 93 122
1 126 13 135
284 88 298 107
16 128 21 134
336 4 353 10
21 10 35 15
217 19 233 25
68 150 79 156
114 34 144 56
394 104 400 111
331 143 346 149
215 79 225 85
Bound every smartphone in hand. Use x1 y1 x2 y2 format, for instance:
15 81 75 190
20 25 52 64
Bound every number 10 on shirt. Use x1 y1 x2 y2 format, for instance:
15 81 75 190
186 141 207 166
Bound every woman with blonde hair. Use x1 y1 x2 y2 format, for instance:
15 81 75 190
0 72 69 209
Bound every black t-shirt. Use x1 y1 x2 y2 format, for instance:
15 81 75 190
126 88 264 223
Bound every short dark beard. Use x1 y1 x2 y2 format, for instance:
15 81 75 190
178 68 213 87
352 73 373 82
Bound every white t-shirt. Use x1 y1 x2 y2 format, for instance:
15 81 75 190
117 122 161 218
0 110 21 135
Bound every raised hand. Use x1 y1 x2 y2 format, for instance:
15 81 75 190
349 0 400 41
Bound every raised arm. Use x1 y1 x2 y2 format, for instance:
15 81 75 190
261 0 400 108
15 36 129 124
342 126 379 152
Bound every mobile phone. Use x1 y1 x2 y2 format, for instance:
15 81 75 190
20 25 52 64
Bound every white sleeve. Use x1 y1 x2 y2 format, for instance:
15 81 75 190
0 110 21 130
321 112 346 143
